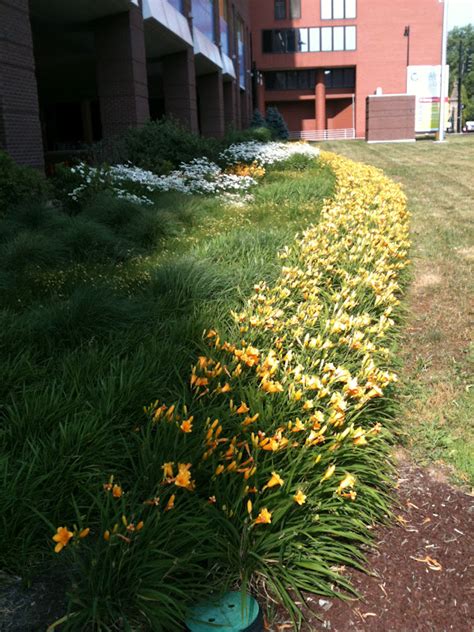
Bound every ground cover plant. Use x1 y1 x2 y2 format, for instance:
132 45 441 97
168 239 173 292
0 147 411 629
0 142 337 628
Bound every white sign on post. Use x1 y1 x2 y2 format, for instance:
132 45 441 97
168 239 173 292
407 65 450 132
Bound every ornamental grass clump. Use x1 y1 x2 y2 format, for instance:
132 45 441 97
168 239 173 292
53 152 409 630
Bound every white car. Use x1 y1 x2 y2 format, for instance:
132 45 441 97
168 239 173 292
463 121 474 133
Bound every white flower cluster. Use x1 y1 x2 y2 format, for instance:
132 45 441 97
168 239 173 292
66 141 319 206
220 141 320 166
68 157 256 205
152 158 256 195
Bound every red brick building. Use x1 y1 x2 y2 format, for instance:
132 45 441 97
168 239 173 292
0 0 444 168
250 0 444 139
0 0 252 170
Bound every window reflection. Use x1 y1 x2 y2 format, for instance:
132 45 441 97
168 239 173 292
193 0 216 42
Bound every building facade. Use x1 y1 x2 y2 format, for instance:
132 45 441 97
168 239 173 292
0 0 446 168
250 0 444 139
0 0 253 169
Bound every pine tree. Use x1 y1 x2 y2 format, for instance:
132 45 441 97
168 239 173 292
250 109 267 128
265 106 289 140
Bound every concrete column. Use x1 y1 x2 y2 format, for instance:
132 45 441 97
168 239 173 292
95 5 149 140
162 48 199 133
223 80 237 129
315 69 326 132
197 71 225 138
0 0 44 169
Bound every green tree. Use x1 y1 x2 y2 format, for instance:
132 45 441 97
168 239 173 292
447 25 474 125
265 106 289 140
250 109 267 128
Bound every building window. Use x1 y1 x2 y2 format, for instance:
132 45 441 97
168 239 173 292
192 0 216 42
265 68 355 91
265 69 317 90
324 67 355 88
274 0 286 20
237 17 246 89
262 26 356 53
219 0 229 54
321 27 332 51
345 25 356 50
321 0 356 20
289 0 301 19
168 0 184 12
333 26 344 50
309 27 320 52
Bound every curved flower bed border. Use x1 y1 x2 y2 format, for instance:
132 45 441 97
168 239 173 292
54 152 410 628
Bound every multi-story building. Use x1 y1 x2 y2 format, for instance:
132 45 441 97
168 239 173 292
0 0 445 169
0 0 252 170
250 0 444 139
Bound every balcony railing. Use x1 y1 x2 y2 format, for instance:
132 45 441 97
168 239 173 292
289 128 356 141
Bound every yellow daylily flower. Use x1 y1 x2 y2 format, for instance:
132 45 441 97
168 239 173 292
321 464 336 482
175 463 194 490
263 472 284 491
293 490 307 506
52 526 73 553
254 508 272 525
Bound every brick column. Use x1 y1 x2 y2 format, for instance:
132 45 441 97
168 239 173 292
197 71 225 138
240 89 249 128
162 48 199 133
223 80 237 129
0 0 44 169
95 5 149 140
315 69 326 132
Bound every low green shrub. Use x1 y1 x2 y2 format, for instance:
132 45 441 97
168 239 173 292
0 230 67 272
223 126 272 148
0 151 50 214
268 152 317 172
105 118 222 173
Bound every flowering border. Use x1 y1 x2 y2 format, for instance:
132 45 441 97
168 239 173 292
54 151 410 626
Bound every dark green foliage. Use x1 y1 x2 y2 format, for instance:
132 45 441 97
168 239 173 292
51 162 113 211
0 230 67 272
250 109 267 128
0 193 191 285
0 158 342 630
448 25 474 125
265 106 290 140
222 125 273 148
93 117 222 173
0 150 50 214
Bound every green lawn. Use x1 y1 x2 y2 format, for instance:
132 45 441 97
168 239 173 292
322 136 474 485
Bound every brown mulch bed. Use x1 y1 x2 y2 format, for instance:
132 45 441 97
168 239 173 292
274 452 474 632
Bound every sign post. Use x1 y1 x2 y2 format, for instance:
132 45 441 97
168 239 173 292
438 0 449 141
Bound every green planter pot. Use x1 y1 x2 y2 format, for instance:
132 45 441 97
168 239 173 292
185 591 263 632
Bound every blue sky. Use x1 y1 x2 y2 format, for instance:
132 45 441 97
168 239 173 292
448 0 474 30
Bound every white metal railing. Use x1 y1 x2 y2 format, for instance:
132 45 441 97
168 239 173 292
289 128 356 141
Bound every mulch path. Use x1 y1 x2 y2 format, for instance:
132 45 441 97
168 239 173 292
274 451 474 632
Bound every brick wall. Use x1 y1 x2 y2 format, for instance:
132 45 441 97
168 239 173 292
0 0 44 168
95 3 150 140
162 48 199 133
366 95 416 142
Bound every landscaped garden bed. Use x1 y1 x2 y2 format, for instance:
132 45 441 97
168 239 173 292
0 129 409 630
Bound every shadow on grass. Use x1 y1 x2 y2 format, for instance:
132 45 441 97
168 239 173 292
0 159 335 584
